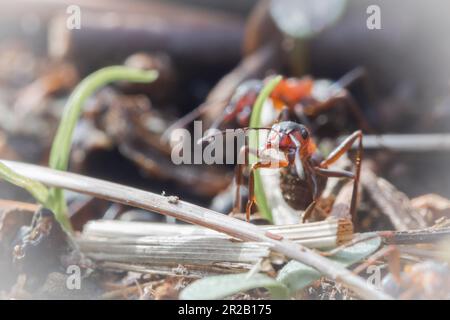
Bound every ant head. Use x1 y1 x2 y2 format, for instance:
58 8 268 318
266 121 311 153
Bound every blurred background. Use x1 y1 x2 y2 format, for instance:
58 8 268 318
0 0 449 222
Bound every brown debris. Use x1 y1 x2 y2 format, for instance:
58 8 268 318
411 193 450 224
361 163 428 231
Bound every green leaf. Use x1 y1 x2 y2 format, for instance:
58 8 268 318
277 235 382 293
49 66 158 172
47 66 158 232
248 75 283 222
180 273 289 300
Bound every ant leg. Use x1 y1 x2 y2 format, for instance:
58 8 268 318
319 93 373 133
232 163 245 216
335 67 378 132
314 67 375 133
314 167 354 179
340 92 373 133
232 146 260 216
319 130 363 222
313 167 356 222
246 156 289 221
320 130 363 167
335 66 377 107
232 146 249 215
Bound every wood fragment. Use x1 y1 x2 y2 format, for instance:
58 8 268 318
384 227 450 245
411 193 450 222
361 164 427 231
330 181 356 221
0 200 38 213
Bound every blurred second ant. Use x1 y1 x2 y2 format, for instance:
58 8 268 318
162 67 372 143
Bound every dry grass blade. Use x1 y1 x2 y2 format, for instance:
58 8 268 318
79 220 353 275
1 159 392 300
83 219 353 248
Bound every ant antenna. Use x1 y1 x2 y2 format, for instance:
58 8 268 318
160 100 228 144
196 127 274 145
331 67 366 91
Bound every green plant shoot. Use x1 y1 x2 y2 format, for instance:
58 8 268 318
48 66 159 231
248 75 283 222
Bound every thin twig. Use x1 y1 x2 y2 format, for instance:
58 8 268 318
1 159 392 300
383 227 450 245
340 133 450 152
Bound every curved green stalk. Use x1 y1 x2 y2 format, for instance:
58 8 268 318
48 66 159 231
248 75 283 222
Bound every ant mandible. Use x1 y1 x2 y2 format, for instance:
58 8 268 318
233 121 363 223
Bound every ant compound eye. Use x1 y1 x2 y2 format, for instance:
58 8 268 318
300 127 309 140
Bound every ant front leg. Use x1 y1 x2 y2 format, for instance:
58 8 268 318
232 146 250 216
316 130 363 223
236 145 290 221
246 157 288 221
232 145 260 216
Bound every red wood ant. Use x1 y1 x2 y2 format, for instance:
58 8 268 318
162 67 371 143
232 121 363 222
